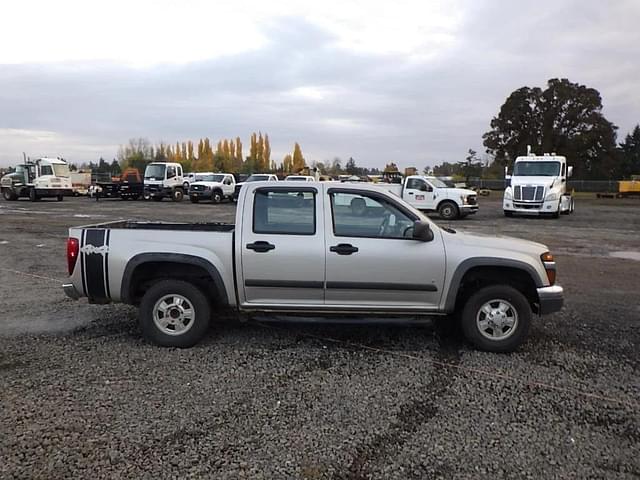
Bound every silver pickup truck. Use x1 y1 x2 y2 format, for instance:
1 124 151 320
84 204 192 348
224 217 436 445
63 182 563 352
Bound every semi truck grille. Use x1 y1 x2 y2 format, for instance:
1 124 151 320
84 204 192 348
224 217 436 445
514 185 544 201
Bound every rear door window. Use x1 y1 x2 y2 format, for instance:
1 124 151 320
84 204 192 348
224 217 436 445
253 189 316 235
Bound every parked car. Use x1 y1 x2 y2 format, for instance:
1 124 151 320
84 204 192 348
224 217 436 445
233 173 279 201
188 173 236 203
284 175 315 182
64 182 563 352
183 172 214 191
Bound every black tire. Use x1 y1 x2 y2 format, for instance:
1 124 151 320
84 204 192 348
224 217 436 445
438 201 459 220
504 210 514 217
211 190 223 204
172 188 184 202
460 284 531 352
551 208 560 219
139 280 211 348
29 188 39 202
2 189 17 201
56 195 64 202
190 196 199 203
132 194 140 201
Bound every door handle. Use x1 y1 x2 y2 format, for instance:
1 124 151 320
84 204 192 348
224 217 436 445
330 243 359 255
246 241 275 252
408 191 414 195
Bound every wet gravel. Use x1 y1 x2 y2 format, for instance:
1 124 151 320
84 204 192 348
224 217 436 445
1 195 639 479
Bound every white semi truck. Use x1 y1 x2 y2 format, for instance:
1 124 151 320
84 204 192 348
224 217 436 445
1 157 73 201
503 151 575 218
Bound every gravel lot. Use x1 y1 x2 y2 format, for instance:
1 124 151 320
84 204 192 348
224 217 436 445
1 194 639 479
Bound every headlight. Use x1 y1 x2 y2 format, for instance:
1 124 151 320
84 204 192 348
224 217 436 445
504 189 512 200
545 192 557 201
460 195 468 205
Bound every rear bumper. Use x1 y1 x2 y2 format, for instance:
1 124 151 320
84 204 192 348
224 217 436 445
537 285 563 314
63 283 81 300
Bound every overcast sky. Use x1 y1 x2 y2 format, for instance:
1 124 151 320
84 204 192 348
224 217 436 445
1 0 639 169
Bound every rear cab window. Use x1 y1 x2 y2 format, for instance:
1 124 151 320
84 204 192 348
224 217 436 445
253 188 317 235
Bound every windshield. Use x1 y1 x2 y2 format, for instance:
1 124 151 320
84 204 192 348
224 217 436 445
247 175 270 182
513 161 560 176
428 178 447 188
52 164 70 177
144 164 166 179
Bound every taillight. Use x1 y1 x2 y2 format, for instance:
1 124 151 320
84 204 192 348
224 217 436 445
67 237 79 275
541 251 556 285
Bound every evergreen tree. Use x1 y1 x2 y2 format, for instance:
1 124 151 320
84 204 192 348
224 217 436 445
619 125 640 178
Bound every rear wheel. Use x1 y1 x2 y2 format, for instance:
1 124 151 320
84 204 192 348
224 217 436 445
438 201 459 220
139 280 211 348
172 188 184 202
460 284 531 352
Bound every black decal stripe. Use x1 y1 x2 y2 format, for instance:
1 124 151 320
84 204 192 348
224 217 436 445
245 279 323 289
326 282 437 292
80 229 87 296
85 229 107 299
104 229 111 298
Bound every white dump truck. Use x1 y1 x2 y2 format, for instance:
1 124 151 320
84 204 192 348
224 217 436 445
503 151 575 218
1 157 73 201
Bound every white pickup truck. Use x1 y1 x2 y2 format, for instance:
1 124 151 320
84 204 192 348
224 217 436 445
188 173 236 203
63 182 563 352
382 175 478 220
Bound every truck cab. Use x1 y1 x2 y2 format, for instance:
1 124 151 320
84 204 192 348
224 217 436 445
503 152 574 218
143 162 185 202
1 158 73 201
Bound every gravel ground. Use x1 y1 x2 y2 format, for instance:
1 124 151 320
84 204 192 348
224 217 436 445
1 194 639 479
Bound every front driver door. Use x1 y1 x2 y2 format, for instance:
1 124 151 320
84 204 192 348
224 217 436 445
403 178 432 210
324 188 445 310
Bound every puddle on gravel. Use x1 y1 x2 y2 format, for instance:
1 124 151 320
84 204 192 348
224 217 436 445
609 251 640 261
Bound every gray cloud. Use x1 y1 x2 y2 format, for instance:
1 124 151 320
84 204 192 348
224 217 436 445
1 0 639 168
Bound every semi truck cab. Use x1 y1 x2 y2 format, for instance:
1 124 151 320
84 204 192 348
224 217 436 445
503 152 575 218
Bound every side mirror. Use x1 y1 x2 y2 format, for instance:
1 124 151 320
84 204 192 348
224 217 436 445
567 166 573 178
412 220 434 242
504 166 509 177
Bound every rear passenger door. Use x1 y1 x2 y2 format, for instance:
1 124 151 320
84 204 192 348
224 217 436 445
240 186 325 306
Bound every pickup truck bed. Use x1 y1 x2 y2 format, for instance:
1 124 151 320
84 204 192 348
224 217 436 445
63 182 563 352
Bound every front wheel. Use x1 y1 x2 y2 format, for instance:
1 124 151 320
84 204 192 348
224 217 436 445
139 280 211 348
460 284 531 352
438 201 459 220
2 189 17 201
29 188 39 202
211 190 223 204
504 210 514 217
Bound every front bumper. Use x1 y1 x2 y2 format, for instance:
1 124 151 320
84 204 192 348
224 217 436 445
63 283 81 300
503 199 558 215
35 188 74 197
537 285 563 314
460 205 479 214
189 190 212 200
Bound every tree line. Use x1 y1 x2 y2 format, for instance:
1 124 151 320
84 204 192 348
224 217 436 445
432 78 639 180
